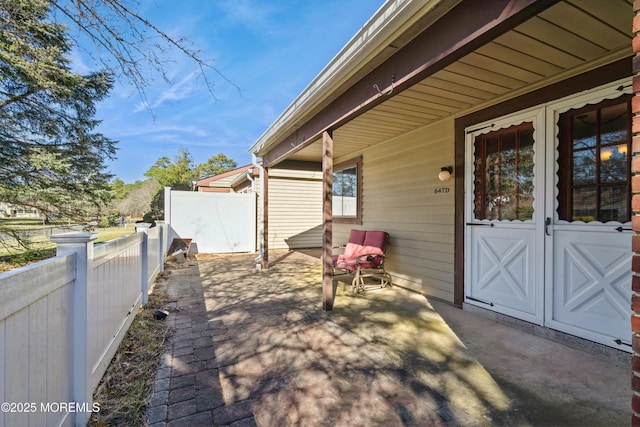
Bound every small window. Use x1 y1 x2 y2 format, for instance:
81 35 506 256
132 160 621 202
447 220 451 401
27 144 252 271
333 157 361 224
473 123 535 221
558 96 631 223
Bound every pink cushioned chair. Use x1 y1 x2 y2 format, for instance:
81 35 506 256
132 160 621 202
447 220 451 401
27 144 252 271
332 229 392 293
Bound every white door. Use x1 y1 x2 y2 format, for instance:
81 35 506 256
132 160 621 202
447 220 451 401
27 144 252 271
465 82 633 351
465 108 546 325
549 226 631 347
544 89 633 350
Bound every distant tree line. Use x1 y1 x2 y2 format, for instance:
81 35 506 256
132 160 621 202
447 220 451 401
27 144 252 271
109 148 236 223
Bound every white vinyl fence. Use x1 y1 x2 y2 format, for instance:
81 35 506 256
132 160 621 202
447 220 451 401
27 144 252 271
0 222 167 427
165 188 256 253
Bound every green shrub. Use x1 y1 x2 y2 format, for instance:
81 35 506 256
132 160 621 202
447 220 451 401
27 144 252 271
99 214 119 228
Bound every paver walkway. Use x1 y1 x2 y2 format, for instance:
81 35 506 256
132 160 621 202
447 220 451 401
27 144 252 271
145 250 629 426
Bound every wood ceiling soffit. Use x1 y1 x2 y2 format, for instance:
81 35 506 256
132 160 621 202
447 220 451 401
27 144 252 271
516 17 606 61
473 43 563 76
540 1 629 49
431 68 510 95
445 60 527 89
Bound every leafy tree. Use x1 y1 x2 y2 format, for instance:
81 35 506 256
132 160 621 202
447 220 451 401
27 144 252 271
196 153 237 179
141 149 237 221
0 0 116 225
110 178 130 200
144 148 195 190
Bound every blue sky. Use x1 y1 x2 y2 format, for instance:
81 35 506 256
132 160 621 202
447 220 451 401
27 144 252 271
83 1 385 183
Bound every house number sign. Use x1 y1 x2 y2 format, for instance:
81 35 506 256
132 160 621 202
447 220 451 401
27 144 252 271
434 187 450 194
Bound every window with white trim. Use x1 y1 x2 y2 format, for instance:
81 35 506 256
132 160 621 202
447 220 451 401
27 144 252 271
332 157 361 224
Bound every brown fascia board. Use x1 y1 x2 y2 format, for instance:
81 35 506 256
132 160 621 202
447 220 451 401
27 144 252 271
196 163 257 186
263 0 559 167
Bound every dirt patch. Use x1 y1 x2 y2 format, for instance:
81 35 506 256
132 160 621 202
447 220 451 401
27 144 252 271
90 272 177 426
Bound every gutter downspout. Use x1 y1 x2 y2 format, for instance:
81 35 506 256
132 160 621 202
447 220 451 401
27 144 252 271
246 170 255 193
252 153 264 270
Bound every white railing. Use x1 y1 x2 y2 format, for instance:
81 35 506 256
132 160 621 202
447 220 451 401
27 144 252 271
0 222 167 427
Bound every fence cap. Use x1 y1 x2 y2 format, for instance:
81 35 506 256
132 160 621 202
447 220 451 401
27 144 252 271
49 231 98 244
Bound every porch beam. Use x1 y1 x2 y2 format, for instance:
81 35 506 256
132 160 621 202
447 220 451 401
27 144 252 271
322 130 334 311
263 0 558 167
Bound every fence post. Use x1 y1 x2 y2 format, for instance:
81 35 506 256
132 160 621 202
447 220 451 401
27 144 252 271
49 231 97 427
155 220 166 272
164 186 172 225
136 223 151 304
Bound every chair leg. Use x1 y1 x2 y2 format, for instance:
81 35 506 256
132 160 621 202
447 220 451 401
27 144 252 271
380 271 392 288
352 267 365 293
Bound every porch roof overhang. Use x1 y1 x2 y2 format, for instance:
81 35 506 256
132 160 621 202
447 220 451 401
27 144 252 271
250 0 632 167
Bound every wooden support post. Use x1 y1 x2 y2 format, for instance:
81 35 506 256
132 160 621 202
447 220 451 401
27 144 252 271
322 130 334 311
262 167 269 270
632 4 640 423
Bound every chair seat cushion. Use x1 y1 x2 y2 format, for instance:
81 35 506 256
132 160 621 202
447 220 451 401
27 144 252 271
332 230 388 272
334 256 357 271
333 255 380 271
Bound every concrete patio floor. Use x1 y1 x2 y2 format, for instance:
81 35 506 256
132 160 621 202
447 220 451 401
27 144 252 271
146 249 630 426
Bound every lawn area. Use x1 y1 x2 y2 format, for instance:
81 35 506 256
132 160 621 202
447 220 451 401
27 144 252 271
0 218 137 273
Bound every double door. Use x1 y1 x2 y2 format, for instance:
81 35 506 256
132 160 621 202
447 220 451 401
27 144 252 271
464 84 632 351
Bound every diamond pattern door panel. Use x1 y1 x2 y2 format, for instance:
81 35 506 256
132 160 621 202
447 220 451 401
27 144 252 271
552 229 631 341
469 226 539 322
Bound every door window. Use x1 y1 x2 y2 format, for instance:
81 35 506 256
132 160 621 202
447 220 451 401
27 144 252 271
473 123 535 221
557 97 631 223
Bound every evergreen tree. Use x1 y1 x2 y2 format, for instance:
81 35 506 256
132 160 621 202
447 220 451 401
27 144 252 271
0 0 116 222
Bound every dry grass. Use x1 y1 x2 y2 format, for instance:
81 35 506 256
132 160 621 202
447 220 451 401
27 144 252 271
90 274 176 426
0 225 135 273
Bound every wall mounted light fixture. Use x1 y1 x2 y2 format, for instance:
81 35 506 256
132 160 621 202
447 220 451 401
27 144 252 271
439 166 453 182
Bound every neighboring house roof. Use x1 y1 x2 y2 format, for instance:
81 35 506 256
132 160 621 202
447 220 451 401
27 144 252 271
195 163 259 192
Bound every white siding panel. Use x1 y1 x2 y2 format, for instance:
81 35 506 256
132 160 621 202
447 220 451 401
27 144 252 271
269 177 322 249
335 117 456 302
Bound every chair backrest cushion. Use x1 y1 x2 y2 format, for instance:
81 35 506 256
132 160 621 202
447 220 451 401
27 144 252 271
343 229 367 258
361 231 387 256
348 229 366 245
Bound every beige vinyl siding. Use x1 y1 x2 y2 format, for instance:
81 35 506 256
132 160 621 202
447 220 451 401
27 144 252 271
334 116 455 302
268 173 323 250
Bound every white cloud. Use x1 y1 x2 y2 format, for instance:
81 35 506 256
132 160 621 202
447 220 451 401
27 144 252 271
68 48 93 74
220 0 277 26
132 71 199 112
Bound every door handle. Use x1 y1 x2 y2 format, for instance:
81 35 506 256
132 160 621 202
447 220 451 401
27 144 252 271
466 222 494 227
615 226 632 232
545 217 551 236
